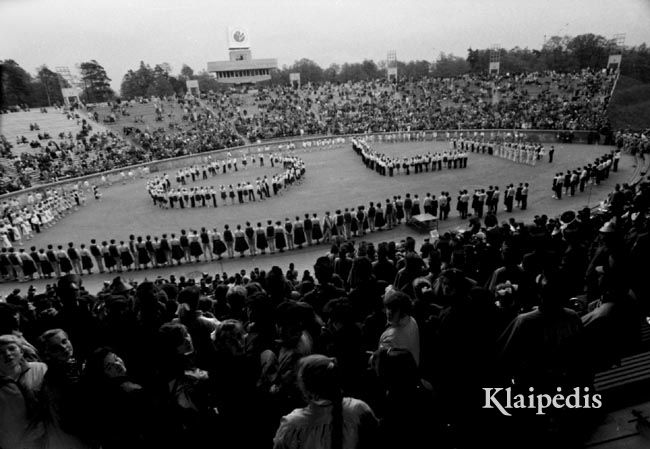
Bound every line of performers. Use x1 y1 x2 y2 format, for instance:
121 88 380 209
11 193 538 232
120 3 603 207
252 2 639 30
552 152 616 199
450 138 545 166
146 156 306 208
1 187 532 281
352 138 468 176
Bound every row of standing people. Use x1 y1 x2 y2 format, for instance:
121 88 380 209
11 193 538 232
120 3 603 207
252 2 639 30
352 139 468 176
0 186 530 282
552 152 617 199
451 138 548 165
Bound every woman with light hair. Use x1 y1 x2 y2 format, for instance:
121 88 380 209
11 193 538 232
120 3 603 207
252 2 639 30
273 354 378 449
0 334 48 449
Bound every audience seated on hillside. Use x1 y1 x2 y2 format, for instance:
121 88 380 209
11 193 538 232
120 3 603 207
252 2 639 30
0 69 619 194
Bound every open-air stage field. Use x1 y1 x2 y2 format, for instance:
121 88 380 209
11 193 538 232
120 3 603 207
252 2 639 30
1 140 632 295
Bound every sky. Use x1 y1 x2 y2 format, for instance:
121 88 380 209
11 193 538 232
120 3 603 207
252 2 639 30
1 0 649 92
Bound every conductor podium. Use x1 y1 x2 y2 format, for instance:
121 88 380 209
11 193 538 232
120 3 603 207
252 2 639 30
407 213 439 233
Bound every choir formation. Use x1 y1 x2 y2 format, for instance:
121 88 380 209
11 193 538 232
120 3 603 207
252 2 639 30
146 154 306 209
352 138 468 176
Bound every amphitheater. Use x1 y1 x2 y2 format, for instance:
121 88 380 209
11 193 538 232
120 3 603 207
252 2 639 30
1 65 650 448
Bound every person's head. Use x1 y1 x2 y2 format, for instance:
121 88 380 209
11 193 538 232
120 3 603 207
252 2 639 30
158 322 193 356
178 286 200 312
85 347 128 382
213 319 246 356
297 354 341 402
39 328 74 363
383 289 412 325
433 268 471 305
373 347 419 391
57 274 82 305
314 256 333 284
0 334 26 374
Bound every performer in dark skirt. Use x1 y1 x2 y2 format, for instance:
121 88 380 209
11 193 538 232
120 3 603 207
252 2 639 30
245 222 256 256
80 244 94 274
303 214 313 246
357 207 368 233
160 234 171 263
293 217 307 249
375 203 386 229
293 217 305 249
272 221 286 253
154 238 168 266
57 245 73 274
119 241 134 270
395 197 405 223
189 231 203 261
228 185 236 204
19 249 37 279
136 237 151 268
212 230 227 260
255 222 268 254
350 211 359 236
234 225 249 257
109 240 121 270
38 249 54 278
102 242 115 272
223 225 235 258
311 214 323 243
170 234 185 265
265 220 276 253
412 195 421 216
46 245 59 277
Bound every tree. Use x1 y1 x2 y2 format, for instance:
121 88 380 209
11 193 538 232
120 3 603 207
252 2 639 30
402 60 431 79
1 60 32 107
290 58 324 84
120 61 155 99
146 64 175 97
323 63 340 82
158 62 173 75
195 70 222 93
36 65 64 106
79 60 113 103
270 65 290 85
179 64 195 80
432 52 470 78
567 33 609 69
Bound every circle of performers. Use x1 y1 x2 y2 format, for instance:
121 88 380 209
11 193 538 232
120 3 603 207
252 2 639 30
146 155 306 208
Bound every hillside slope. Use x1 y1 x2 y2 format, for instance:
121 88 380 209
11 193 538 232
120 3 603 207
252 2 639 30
608 75 650 130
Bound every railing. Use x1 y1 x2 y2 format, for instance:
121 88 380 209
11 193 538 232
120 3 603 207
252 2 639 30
1 128 602 202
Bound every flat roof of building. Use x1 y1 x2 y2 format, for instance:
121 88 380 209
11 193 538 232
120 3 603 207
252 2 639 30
207 58 277 72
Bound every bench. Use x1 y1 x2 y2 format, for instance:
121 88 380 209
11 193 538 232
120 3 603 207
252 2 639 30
593 321 650 409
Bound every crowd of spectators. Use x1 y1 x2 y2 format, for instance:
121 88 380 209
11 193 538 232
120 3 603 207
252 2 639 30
1 172 648 448
0 69 620 195
235 70 616 140
615 129 650 170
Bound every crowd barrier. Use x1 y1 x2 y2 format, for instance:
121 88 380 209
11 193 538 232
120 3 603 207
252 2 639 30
1 128 603 203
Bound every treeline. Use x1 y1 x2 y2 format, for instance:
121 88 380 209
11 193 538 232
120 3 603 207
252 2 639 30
1 61 70 108
119 63 223 99
273 34 650 84
1 59 114 108
3 33 650 108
